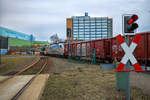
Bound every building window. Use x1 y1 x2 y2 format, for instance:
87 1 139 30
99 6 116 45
73 24 78 26
102 23 107 26
102 26 107 28
73 34 78 37
91 29 95 31
79 18 84 21
85 23 90 25
91 26 96 28
79 31 84 34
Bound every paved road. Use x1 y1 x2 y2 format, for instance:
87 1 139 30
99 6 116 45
130 72 150 95
0 75 34 100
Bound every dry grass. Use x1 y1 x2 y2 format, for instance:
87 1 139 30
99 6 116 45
41 59 150 100
0 56 35 74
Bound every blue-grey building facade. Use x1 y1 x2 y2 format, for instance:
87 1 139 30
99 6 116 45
0 26 35 41
67 13 113 41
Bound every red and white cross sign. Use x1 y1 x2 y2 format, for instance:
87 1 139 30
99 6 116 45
114 34 143 72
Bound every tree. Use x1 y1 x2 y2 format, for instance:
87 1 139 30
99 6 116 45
50 34 60 43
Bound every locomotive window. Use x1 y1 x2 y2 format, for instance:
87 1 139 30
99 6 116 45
60 45 62 48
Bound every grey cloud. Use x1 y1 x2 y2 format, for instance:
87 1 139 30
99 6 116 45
0 0 149 41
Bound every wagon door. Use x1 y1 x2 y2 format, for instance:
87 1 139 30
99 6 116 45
82 42 86 57
86 42 91 57
104 39 111 58
95 40 102 58
77 43 81 56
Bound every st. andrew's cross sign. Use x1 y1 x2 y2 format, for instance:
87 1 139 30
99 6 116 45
114 34 143 72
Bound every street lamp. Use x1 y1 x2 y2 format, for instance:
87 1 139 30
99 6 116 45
0 39 1 64
67 29 71 58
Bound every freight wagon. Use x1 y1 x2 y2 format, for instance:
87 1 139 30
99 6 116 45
64 32 150 65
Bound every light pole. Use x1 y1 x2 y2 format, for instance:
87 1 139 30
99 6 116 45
68 29 71 58
0 39 1 64
30 34 33 55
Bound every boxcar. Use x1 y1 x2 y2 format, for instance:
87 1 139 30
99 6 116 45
111 32 150 65
65 31 150 65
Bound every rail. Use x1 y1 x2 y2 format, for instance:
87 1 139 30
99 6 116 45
0 56 40 83
11 57 48 100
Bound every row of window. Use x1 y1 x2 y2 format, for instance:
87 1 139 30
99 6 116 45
73 24 107 26
73 25 108 28
73 33 108 35
73 21 108 23
73 27 108 29
74 27 106 29
73 36 108 38
73 29 108 32
73 22 110 24
73 27 108 31
73 27 111 30
74 33 108 35
74 36 108 38
73 30 109 32
73 22 108 25
73 36 108 40
73 25 108 27
73 34 107 36
73 32 108 34
73 18 108 21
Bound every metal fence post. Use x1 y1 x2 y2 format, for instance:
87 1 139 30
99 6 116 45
91 48 96 64
79 47 82 62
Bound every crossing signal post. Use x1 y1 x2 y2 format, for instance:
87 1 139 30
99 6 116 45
124 14 139 34
122 14 139 100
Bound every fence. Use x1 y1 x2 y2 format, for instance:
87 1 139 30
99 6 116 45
69 48 96 64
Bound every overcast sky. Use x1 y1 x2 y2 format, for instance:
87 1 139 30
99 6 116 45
0 0 150 41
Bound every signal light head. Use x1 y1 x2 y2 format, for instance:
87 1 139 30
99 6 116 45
124 14 139 33
128 23 138 31
128 14 138 24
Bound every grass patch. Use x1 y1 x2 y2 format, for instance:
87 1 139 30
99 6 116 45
0 56 35 74
41 65 149 100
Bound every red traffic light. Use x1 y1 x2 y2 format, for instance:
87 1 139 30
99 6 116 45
128 14 138 24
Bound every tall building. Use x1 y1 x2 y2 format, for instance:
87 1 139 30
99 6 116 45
66 12 113 41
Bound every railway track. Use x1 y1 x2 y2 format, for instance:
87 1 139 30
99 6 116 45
11 57 48 100
0 56 40 83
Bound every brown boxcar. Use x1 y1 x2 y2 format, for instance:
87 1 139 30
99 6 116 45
94 39 103 58
111 32 150 65
81 42 87 57
64 43 68 56
64 31 150 65
92 38 111 60
76 43 81 56
129 32 150 64
86 41 92 57
72 43 76 56
111 36 124 60
147 32 150 61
